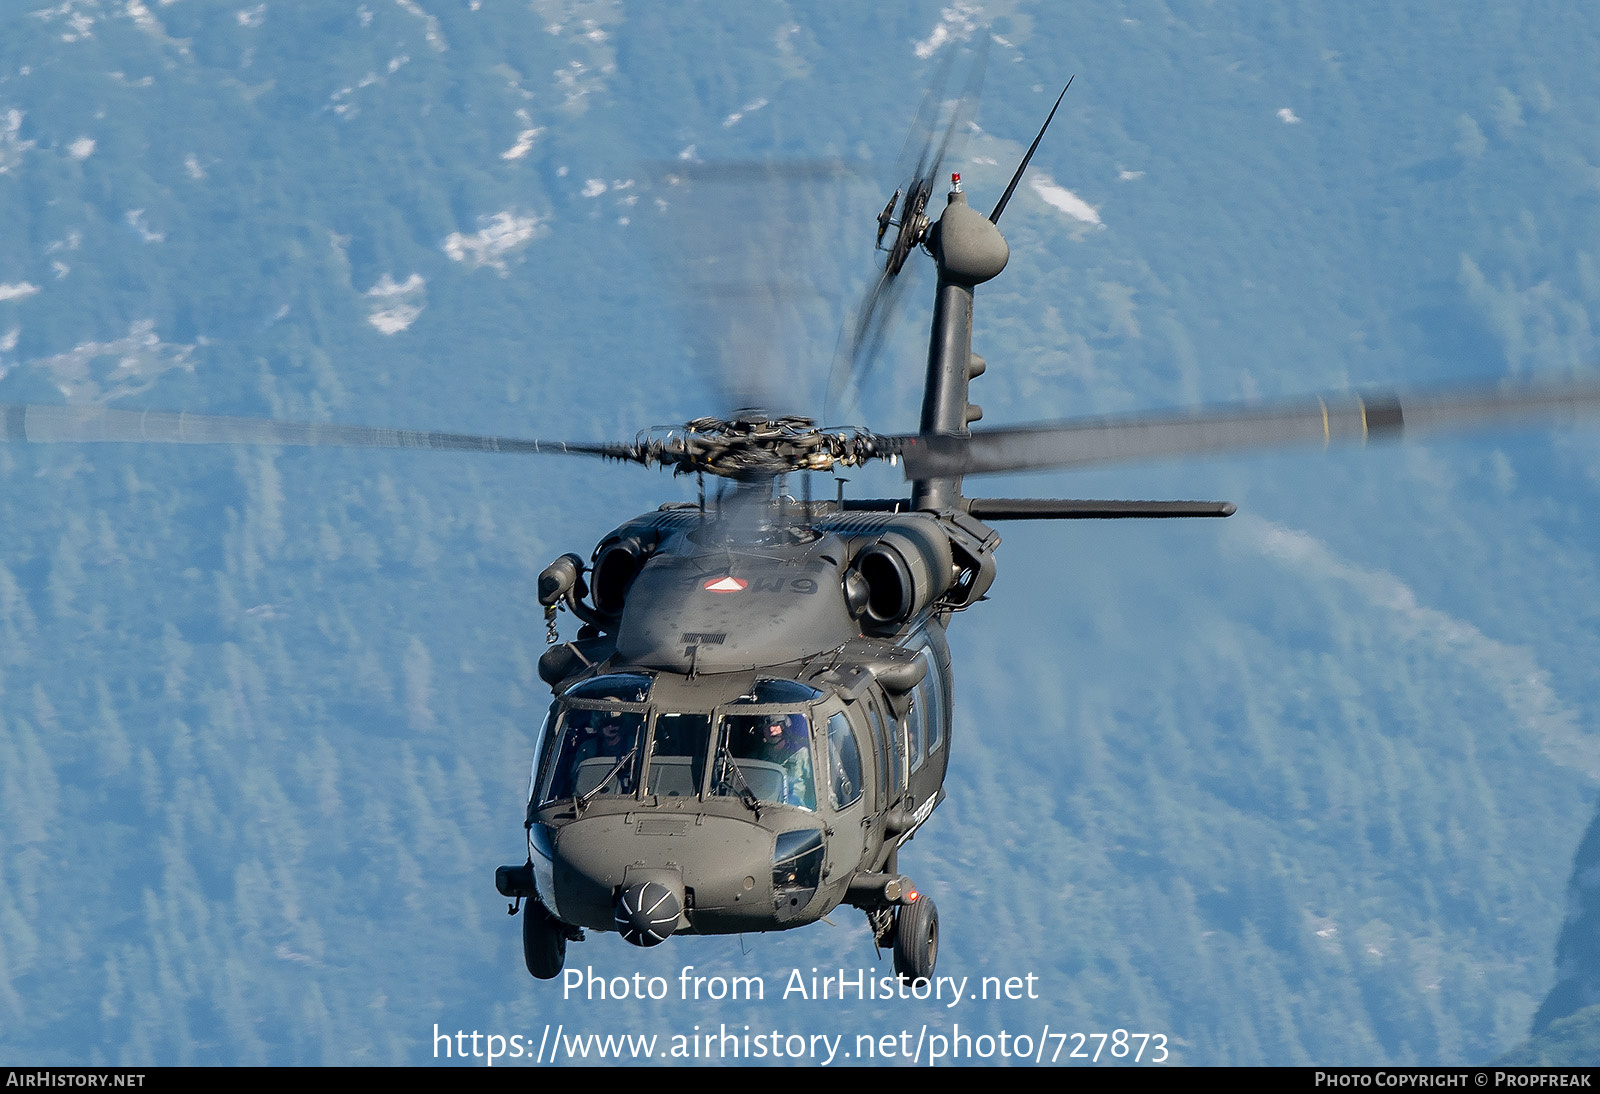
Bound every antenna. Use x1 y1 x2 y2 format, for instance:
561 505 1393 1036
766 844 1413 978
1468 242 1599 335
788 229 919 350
989 76 1073 225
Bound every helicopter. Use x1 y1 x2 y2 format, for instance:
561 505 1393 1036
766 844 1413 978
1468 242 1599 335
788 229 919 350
5 66 1600 992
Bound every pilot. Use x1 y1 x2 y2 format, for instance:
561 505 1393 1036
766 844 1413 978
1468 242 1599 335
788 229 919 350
760 715 815 809
598 717 627 757
594 714 636 793
566 712 601 764
561 712 635 795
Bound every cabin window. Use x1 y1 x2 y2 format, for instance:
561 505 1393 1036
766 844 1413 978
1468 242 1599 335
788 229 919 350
902 628 950 767
713 712 816 810
825 713 864 810
921 653 945 752
865 701 891 804
541 708 646 803
907 693 925 773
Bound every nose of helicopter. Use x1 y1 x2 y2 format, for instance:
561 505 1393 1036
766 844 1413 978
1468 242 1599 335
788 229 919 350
552 811 809 936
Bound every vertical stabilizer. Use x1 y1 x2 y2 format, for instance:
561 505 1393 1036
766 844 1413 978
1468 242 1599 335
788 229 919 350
912 185 1008 510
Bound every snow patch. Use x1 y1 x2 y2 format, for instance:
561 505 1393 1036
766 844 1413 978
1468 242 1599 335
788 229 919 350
1029 174 1101 226
0 109 35 175
395 0 447 51
441 211 546 272
125 209 165 243
364 273 426 334
914 2 983 60
29 319 197 403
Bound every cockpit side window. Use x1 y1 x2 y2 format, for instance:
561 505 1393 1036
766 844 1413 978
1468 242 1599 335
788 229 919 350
541 708 646 803
529 701 561 805
714 712 816 811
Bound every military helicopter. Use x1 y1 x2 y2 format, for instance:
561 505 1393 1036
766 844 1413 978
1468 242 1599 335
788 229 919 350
5 66 1600 989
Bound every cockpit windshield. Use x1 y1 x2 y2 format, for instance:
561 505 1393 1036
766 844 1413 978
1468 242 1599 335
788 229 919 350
534 675 820 811
544 708 646 801
647 712 710 798
713 711 817 811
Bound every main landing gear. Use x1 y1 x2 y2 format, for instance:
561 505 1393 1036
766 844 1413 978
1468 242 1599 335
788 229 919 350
522 897 567 980
498 860 582 981
892 892 938 982
863 872 939 983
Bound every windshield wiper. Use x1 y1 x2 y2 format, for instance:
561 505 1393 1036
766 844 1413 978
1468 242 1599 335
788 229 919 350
577 747 638 812
715 742 763 820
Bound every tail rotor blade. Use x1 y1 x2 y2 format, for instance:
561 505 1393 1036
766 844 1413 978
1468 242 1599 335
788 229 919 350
832 40 989 417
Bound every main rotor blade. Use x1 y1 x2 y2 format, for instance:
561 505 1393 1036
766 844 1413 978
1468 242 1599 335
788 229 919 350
0 403 635 461
893 375 1600 479
649 156 859 419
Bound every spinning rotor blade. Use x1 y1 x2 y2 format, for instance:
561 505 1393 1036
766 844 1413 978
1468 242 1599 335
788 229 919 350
650 157 858 419
0 403 636 461
828 40 989 418
827 263 913 416
0 402 897 481
893 375 1600 479
896 38 989 197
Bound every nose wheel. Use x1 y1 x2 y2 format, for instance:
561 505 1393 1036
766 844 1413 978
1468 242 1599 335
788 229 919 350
891 893 939 983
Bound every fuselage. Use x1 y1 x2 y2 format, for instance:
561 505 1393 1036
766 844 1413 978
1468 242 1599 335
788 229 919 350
522 502 983 940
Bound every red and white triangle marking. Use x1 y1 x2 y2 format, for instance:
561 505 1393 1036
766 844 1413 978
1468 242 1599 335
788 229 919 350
703 576 747 593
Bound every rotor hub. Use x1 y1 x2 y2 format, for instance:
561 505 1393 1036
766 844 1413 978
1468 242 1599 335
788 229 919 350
635 416 889 479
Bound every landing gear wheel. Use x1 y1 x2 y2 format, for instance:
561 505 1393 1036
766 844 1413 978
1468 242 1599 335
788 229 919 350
522 899 567 980
892 895 938 983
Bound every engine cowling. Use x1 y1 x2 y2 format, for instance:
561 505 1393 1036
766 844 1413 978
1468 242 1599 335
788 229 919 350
850 528 955 627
